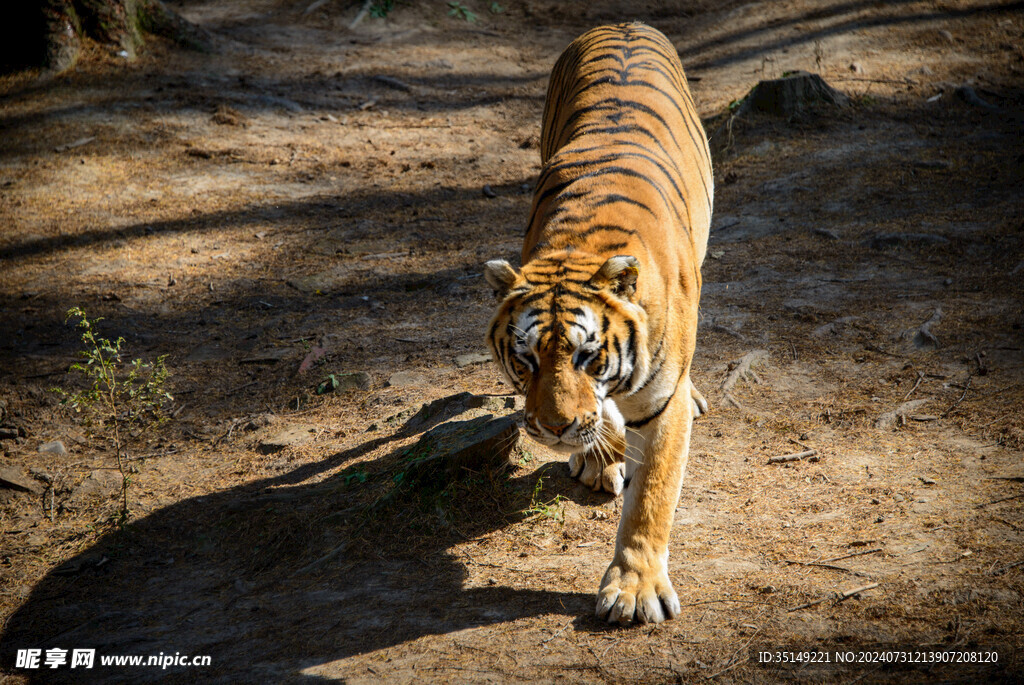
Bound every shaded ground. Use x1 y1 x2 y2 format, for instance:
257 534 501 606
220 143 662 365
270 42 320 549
1 0 1023 682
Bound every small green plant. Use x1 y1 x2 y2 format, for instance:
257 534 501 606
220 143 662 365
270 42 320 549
488 1 504 13
55 307 172 525
316 374 340 395
343 469 369 486
448 1 477 22
523 476 564 522
370 0 395 18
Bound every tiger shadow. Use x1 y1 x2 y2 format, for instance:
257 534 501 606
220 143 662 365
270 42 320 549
1 420 612 682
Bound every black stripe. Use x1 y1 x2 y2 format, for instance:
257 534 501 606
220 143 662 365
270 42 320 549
592 193 656 217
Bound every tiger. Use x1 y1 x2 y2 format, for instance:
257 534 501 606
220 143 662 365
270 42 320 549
484 22 713 625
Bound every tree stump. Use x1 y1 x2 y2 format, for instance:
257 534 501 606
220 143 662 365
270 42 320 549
2 0 210 75
739 71 850 116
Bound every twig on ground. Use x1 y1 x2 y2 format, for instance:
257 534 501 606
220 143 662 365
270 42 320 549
767 449 817 464
835 76 917 85
541 620 572 644
787 583 879 612
705 625 759 679
821 547 883 563
785 559 871 577
942 375 973 418
709 324 750 343
903 371 925 401
290 542 349 577
349 0 373 29
976 493 1024 508
992 560 1023 576
304 0 332 14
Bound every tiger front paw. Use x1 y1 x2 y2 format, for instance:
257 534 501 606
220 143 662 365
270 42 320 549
569 449 625 495
596 555 680 625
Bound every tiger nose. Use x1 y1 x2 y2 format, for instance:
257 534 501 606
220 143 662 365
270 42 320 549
539 420 574 436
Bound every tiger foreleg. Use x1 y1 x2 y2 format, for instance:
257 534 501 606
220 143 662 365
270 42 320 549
568 398 626 495
596 379 694 624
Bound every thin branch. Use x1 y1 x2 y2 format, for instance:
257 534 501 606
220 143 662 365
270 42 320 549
942 374 973 418
821 547 883 563
787 583 879 612
767 449 816 464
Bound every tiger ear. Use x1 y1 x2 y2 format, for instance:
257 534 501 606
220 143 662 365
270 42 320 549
484 259 520 298
590 255 640 299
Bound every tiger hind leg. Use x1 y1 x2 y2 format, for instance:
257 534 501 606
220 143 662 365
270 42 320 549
568 399 626 495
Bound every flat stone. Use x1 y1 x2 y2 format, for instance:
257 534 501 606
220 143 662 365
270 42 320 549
404 415 520 485
397 393 520 435
333 371 372 392
69 469 122 502
454 352 492 368
0 466 43 495
37 440 68 456
387 371 428 388
258 425 317 454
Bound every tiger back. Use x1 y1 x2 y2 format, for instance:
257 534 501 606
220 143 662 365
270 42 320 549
484 23 713 625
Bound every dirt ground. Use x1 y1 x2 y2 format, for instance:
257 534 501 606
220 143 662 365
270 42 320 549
2 0 1023 682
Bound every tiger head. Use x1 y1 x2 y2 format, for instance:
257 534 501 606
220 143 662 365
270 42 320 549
484 253 648 453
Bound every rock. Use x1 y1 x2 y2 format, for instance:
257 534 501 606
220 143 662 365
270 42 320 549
25 533 47 547
849 62 863 74
69 470 123 502
938 29 955 44
0 427 18 441
336 371 372 391
482 184 497 198
0 466 43 495
738 71 849 117
403 414 520 485
37 440 68 456
454 352 492 368
406 392 518 432
258 425 317 454
387 371 428 388
868 232 950 250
